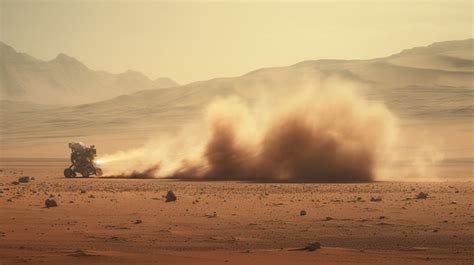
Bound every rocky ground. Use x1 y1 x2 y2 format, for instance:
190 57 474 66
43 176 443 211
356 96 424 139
0 161 472 265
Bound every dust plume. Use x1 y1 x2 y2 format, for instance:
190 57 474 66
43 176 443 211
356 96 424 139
99 79 398 182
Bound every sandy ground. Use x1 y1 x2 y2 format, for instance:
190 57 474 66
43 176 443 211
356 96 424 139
0 160 473 265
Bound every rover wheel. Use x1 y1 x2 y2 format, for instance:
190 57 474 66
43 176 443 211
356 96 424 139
64 168 74 178
95 168 103 177
81 170 90 178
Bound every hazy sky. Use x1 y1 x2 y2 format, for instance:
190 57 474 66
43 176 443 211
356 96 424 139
1 1 472 84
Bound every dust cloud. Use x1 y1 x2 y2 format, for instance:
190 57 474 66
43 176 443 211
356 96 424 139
101 79 398 182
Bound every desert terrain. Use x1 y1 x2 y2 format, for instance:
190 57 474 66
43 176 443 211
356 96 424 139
1 37 473 264
0 162 472 265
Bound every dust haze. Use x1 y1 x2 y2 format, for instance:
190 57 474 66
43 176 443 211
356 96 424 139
100 78 398 182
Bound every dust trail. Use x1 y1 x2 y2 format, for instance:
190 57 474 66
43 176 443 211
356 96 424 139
105 166 160 179
99 79 398 182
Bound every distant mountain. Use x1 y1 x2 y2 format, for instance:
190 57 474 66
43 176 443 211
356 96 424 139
81 39 472 120
0 42 178 104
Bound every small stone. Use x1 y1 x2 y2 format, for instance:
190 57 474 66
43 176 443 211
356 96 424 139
300 210 307 216
133 219 142 224
69 250 92 257
370 196 382 202
165 191 177 202
45 196 58 208
304 242 321 251
18 176 30 183
325 216 333 221
205 212 217 218
416 192 428 200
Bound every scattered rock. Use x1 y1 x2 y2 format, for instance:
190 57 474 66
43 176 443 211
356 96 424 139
69 249 93 257
304 242 321 251
45 196 58 208
325 216 333 221
80 190 87 194
18 176 30 183
289 242 322 252
376 222 394 226
205 212 217 218
370 196 382 202
11 181 19 185
416 192 428 200
300 210 307 216
133 219 142 224
165 191 177 202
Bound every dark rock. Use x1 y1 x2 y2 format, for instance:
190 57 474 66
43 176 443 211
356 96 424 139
416 192 428 199
18 176 30 183
300 210 307 216
370 196 382 202
165 191 177 202
45 196 58 208
304 242 321 251
133 219 142 224
325 216 333 221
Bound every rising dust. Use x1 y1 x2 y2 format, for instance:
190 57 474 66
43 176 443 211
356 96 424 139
102 79 398 182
